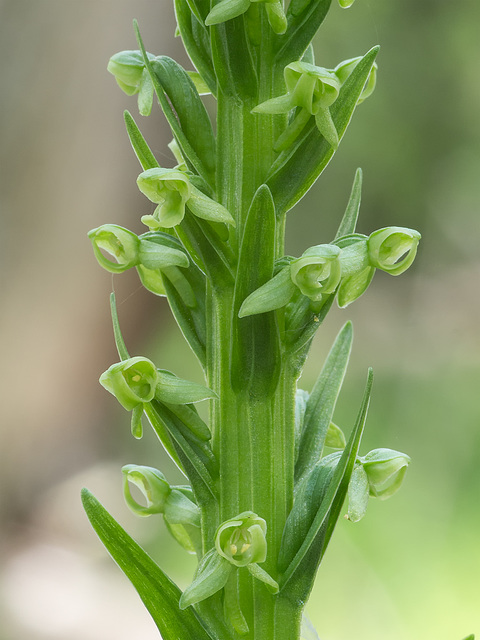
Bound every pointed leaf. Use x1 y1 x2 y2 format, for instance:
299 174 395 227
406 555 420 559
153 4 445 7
238 266 296 318
161 272 207 367
334 167 362 240
163 402 212 443
155 369 217 404
232 185 281 396
247 563 279 593
174 0 217 95
275 0 332 68
280 369 373 592
179 548 233 609
110 292 130 361
295 321 353 483
134 22 214 187
150 56 216 181
151 400 218 505
124 110 160 170
81 489 213 640
143 402 186 474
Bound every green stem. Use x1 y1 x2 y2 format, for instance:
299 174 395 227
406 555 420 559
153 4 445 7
205 30 300 637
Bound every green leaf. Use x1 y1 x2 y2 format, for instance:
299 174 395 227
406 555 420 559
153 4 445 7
134 22 215 187
151 400 218 505
81 489 213 640
155 369 217 405
278 452 340 573
231 185 281 396
238 266 296 318
247 563 279 593
174 0 217 95
210 16 258 99
124 110 160 170
150 56 216 180
267 46 380 215
280 368 373 592
110 292 130 361
163 402 212 442
275 0 332 68
295 321 353 483
334 167 363 240
179 548 233 609
143 402 186 474
161 271 207 367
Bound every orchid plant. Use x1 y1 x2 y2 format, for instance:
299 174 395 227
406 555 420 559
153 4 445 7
81 1 433 638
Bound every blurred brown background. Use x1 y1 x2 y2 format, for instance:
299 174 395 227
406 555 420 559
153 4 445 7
0 1 479 639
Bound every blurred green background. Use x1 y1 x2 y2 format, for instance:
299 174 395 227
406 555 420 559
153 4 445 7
0 1 479 639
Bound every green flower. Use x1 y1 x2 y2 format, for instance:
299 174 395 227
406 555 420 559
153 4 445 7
107 50 155 116
137 168 235 229
99 356 158 411
179 511 278 611
367 226 421 275
253 62 341 149
361 448 411 499
88 224 140 274
122 464 171 516
290 245 342 302
138 168 192 228
215 511 267 567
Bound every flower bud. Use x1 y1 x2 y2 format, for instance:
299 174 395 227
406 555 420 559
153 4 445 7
99 356 159 411
215 511 267 567
88 224 140 274
290 245 342 302
334 57 378 103
360 448 410 499
367 226 421 276
122 464 171 516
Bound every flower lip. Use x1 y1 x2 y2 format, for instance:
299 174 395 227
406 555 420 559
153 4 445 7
99 356 159 411
290 244 342 301
215 511 267 567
